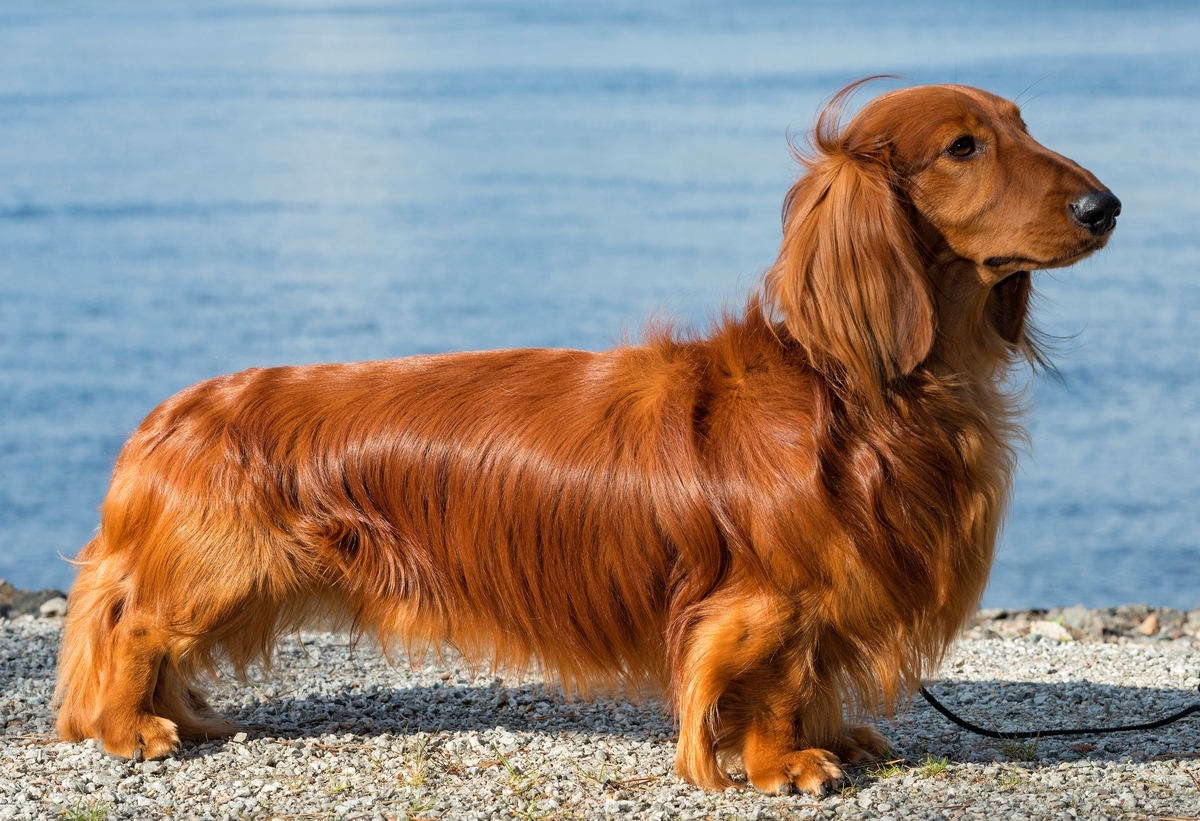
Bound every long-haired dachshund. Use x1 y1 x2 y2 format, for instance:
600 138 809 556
54 82 1118 794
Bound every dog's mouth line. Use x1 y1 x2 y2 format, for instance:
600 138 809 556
991 270 1025 288
984 241 1106 271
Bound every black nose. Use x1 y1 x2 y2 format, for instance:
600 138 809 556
1070 190 1121 236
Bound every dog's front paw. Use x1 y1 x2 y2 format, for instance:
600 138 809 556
747 748 843 796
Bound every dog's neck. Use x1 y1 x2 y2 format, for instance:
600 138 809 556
920 239 1032 387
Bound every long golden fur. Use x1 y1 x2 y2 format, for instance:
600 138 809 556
54 82 1118 794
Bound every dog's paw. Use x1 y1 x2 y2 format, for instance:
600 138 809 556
98 713 181 760
833 723 890 764
748 748 843 796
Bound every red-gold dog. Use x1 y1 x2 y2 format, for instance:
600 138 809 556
55 83 1118 794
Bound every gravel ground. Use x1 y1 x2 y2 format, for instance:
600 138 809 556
3 610 1200 820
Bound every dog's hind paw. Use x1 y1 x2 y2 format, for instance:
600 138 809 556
97 714 181 760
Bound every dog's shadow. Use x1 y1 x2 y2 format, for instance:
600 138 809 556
186 669 1200 775
218 680 674 741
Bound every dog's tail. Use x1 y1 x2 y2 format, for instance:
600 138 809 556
53 534 120 742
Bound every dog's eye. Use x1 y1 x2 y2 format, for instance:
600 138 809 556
948 135 976 157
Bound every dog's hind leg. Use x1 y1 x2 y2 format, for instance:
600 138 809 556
56 554 239 758
148 651 238 744
89 612 184 759
55 519 291 757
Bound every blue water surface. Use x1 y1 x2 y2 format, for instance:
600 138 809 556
1 1 1199 608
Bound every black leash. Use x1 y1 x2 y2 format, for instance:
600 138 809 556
920 683 1200 740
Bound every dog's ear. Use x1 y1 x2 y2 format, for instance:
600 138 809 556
764 130 933 402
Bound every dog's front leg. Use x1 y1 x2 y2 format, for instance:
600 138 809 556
672 592 887 794
738 642 892 795
740 706 843 796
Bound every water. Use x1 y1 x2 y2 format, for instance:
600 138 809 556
1 1 1199 608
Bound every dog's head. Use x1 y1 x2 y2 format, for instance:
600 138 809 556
764 82 1118 401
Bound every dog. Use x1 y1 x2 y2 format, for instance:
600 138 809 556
53 82 1118 795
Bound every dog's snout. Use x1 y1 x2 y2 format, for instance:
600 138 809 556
1070 190 1121 236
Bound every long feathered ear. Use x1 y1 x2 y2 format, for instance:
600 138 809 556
764 102 934 402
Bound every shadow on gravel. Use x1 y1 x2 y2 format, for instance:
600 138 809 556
881 678 1200 769
182 676 1200 769
203 679 674 748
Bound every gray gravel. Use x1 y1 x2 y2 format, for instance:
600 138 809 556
4 611 1200 820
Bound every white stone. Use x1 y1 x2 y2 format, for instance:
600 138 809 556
1028 620 1073 641
38 597 68 617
